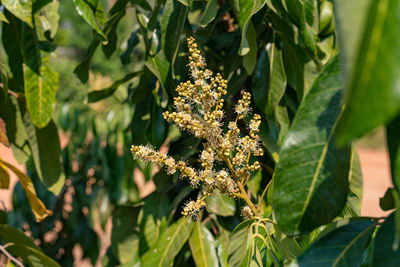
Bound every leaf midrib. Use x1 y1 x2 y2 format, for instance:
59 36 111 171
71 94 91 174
332 224 375 266
298 108 344 226
158 219 185 266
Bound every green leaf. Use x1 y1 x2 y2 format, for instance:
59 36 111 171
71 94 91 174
333 0 371 81
189 221 219 267
298 220 376 266
141 217 194 267
0 118 9 147
336 0 400 143
34 1 60 39
160 0 188 65
373 212 400 265
145 95 168 149
252 45 269 113
0 10 9 23
200 0 218 26
300 0 318 53
242 21 258 75
2 0 33 27
0 225 38 249
139 193 170 255
274 224 302 263
282 0 302 25
238 0 266 56
73 0 107 41
343 149 363 216
88 71 143 103
7 243 60 267
206 191 236 217
228 219 254 266
387 115 400 191
22 116 65 195
21 24 58 128
267 40 287 116
272 56 351 235
111 206 140 264
0 97 30 163
380 188 396 211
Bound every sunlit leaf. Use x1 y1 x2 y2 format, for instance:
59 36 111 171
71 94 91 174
0 161 10 189
189 221 219 267
73 0 107 41
273 57 350 235
0 159 53 222
141 217 193 267
2 0 33 27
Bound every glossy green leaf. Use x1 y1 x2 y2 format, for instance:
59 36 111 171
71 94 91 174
141 217 193 267
111 206 140 264
228 220 253 266
139 193 170 255
242 21 257 75
200 0 218 26
145 95 168 149
298 220 376 266
160 0 188 65
267 40 287 116
2 0 33 27
206 191 236 217
23 116 65 195
272 57 350 235
34 1 60 39
333 0 371 80
238 0 266 56
345 150 363 216
300 0 318 53
189 221 219 267
21 23 59 128
282 0 302 25
337 0 400 143
319 1 333 34
0 10 9 23
88 71 142 103
73 0 107 41
373 212 400 265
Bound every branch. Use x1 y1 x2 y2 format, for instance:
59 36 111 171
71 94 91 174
0 244 24 267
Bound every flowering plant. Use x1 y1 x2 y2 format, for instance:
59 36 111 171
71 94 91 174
132 37 265 220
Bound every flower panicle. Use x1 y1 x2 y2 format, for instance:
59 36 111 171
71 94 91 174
131 37 264 220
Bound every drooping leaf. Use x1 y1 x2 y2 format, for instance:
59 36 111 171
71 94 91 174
22 116 65 195
266 39 287 116
238 0 266 56
111 206 141 264
0 118 10 147
34 1 60 39
73 0 107 41
300 0 318 53
336 0 400 143
0 10 9 23
272 57 350 235
189 221 219 267
145 94 168 149
139 193 170 255
200 0 218 26
228 219 254 266
242 21 258 75
0 161 10 189
206 191 236 217
160 0 188 65
373 212 400 265
2 0 33 27
0 224 38 249
0 159 53 222
141 217 194 267
298 220 376 266
345 150 363 216
21 24 58 128
88 71 143 103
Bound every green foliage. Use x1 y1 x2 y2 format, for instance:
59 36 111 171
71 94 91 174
0 0 399 265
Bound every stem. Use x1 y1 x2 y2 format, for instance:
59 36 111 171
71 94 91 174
237 181 260 216
258 178 273 209
0 244 24 267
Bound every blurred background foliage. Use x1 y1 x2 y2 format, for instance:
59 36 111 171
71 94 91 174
0 0 399 266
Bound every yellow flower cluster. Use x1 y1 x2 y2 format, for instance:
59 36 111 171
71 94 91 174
131 37 264 220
